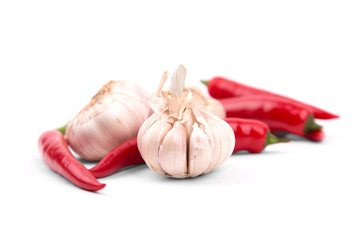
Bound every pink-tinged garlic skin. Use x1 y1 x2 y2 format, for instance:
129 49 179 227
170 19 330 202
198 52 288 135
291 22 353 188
137 65 235 178
65 80 151 161
136 113 171 176
188 122 212 177
158 122 187 178
137 106 235 178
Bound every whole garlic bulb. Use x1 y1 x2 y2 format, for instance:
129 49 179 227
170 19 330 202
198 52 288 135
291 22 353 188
65 80 151 161
184 86 226 119
137 65 235 178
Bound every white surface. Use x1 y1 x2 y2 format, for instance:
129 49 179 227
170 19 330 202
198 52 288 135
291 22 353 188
1 1 359 239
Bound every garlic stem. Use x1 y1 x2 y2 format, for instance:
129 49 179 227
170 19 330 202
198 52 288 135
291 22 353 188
170 64 187 116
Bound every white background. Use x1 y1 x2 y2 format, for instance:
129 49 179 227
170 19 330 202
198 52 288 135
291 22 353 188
1 0 359 239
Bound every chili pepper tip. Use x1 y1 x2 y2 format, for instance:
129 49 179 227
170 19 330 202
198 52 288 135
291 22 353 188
305 129 324 142
90 183 106 192
200 80 209 86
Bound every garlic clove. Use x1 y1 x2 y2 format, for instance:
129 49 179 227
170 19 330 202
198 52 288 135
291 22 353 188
204 117 222 173
190 105 222 174
158 122 187 178
212 117 235 169
137 114 171 176
188 122 212 177
205 116 235 173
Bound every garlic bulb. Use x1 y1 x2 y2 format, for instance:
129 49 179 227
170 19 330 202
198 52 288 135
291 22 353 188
65 80 151 161
137 65 235 178
184 86 226 118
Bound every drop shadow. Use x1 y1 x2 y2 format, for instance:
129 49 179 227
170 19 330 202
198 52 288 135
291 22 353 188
232 150 283 156
98 162 229 184
144 163 245 185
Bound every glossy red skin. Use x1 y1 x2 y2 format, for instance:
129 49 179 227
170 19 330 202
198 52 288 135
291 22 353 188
224 118 268 153
89 137 144 178
38 130 106 191
207 77 339 120
220 95 312 136
305 129 324 142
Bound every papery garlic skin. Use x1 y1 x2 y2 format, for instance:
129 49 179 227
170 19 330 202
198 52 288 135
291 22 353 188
185 86 226 119
137 65 235 178
65 80 151 161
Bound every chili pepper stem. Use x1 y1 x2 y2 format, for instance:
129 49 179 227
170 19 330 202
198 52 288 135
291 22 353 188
200 80 209 86
264 131 291 148
56 125 67 135
304 115 322 134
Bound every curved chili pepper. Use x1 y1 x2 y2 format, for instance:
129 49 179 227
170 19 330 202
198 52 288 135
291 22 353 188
220 95 322 140
89 137 144 178
202 77 339 120
38 130 106 191
224 118 290 153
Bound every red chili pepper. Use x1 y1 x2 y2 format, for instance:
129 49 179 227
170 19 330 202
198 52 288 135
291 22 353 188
304 129 324 142
202 77 339 120
224 118 290 153
38 130 106 191
220 95 322 140
89 137 144 178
